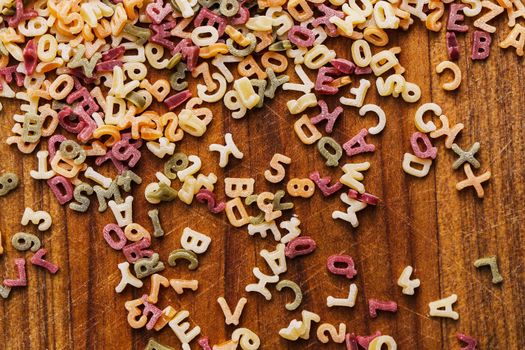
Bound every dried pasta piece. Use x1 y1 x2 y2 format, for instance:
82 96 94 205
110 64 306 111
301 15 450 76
134 253 165 279
397 266 421 295
456 164 491 198
30 249 59 274
368 299 398 318
402 153 433 178
21 207 52 231
368 335 397 350
3 258 27 287
436 61 462 90
474 256 503 284
327 283 358 308
231 328 260 350
294 115 322 144
276 280 303 311
168 249 199 270
317 323 346 343
452 143 481 169
11 232 41 252
209 133 244 168
245 267 279 300
499 24 525 56
225 178 255 198
217 297 248 325
429 294 459 320
264 153 291 183
0 173 19 196
340 162 370 194
414 103 442 133
169 310 201 350
181 227 211 254
287 178 315 198
318 137 343 167
327 255 357 279
145 338 174 350
457 333 478 350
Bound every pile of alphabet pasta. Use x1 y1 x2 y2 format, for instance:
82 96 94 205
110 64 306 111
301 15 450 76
0 0 510 348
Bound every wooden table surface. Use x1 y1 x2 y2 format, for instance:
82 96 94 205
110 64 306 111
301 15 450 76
0 12 524 350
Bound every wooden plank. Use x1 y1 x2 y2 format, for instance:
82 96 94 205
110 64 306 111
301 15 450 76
0 14 523 350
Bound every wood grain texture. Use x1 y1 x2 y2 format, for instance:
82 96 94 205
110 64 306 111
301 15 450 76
0 13 524 350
